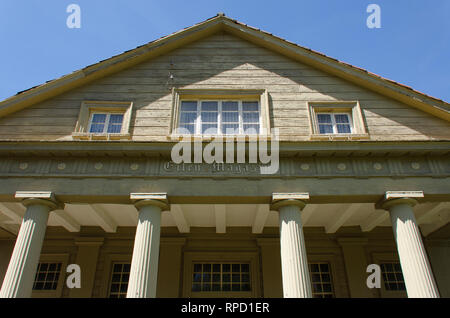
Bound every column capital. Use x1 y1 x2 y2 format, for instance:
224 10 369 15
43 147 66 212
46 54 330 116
14 191 61 210
130 193 169 211
376 191 423 210
270 193 309 211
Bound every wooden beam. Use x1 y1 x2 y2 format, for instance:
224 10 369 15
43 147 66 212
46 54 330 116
214 204 226 234
87 204 117 233
420 211 450 236
361 211 389 232
52 210 80 232
170 204 190 233
326 204 363 234
417 202 450 224
252 205 270 234
301 204 318 225
0 202 24 224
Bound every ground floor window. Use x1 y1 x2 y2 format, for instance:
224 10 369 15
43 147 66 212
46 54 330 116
309 262 334 298
191 262 251 293
108 263 131 298
33 262 62 291
380 262 406 291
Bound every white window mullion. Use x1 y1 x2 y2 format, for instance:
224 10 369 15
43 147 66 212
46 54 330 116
218 101 222 135
331 113 337 134
196 101 201 135
238 101 243 135
104 113 111 134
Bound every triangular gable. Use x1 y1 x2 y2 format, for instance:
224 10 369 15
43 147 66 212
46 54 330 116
0 14 449 121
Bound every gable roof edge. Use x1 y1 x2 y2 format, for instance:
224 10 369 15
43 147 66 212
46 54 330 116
0 15 448 122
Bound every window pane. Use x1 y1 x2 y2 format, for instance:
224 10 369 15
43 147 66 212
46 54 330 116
109 262 131 298
191 262 251 293
309 263 334 298
181 101 197 111
33 262 62 291
243 124 259 134
222 112 239 122
222 124 239 134
91 114 107 123
179 112 196 124
334 114 349 123
317 114 332 124
107 123 122 133
242 101 258 111
202 124 218 134
319 124 333 134
201 101 218 111
243 112 259 123
336 124 351 133
178 124 195 134
109 114 124 124
201 112 218 123
90 123 105 133
222 101 238 111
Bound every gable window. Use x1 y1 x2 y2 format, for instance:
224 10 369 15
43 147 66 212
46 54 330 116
88 113 124 134
170 89 271 138
316 113 352 134
73 101 133 140
177 100 261 135
308 101 369 140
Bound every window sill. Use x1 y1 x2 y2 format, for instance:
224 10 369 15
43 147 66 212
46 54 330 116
72 133 131 141
309 133 370 141
167 134 272 142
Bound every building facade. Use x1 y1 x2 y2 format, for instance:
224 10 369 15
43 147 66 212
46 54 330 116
0 15 449 298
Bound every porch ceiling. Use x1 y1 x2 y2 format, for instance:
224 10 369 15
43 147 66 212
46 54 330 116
0 201 449 238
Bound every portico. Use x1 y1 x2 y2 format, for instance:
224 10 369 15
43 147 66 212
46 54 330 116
0 153 448 298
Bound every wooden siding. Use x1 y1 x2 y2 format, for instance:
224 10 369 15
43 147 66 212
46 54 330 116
0 33 448 141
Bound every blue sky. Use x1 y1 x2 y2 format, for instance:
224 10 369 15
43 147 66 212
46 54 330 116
0 0 449 102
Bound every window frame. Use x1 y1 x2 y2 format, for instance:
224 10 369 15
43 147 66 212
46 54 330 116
371 252 407 298
307 253 345 298
169 89 271 140
182 251 261 298
309 261 335 298
177 100 262 136
73 101 133 140
31 254 69 298
308 101 369 140
100 254 132 298
316 112 353 135
87 112 125 134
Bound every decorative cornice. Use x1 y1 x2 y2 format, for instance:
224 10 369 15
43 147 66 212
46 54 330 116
0 155 448 179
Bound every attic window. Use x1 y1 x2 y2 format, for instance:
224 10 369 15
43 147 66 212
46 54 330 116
88 113 124 134
177 100 261 135
308 101 369 140
72 101 133 140
169 89 271 139
316 113 352 134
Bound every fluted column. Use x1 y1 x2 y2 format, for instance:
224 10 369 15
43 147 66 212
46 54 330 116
0 192 59 298
271 193 312 298
127 193 169 298
378 191 440 298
